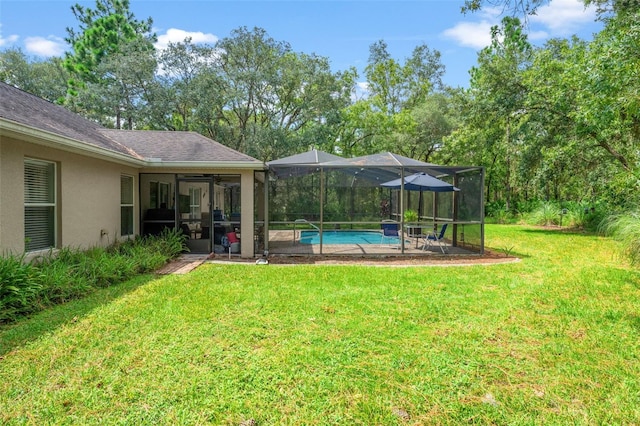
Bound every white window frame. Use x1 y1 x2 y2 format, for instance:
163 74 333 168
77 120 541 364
149 181 159 209
189 187 201 219
121 174 134 237
24 158 57 252
159 182 170 208
149 180 170 209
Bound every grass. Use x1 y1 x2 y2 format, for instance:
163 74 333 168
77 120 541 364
1 225 639 424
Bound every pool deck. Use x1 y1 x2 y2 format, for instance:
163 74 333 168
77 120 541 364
267 229 480 256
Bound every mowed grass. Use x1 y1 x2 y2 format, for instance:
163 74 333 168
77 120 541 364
1 225 639 424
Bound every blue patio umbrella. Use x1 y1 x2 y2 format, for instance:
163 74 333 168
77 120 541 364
380 172 460 192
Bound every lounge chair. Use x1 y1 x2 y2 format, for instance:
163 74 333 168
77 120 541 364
422 223 448 253
380 220 400 248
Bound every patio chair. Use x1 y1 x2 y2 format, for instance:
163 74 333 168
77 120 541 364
380 220 401 248
179 223 191 239
422 223 448 253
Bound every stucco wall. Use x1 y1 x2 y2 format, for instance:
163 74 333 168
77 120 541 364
0 136 139 255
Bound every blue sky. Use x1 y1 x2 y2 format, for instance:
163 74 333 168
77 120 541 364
0 0 603 88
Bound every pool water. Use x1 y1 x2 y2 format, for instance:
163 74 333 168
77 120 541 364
299 230 400 245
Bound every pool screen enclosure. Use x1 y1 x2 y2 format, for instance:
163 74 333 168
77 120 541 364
266 150 485 256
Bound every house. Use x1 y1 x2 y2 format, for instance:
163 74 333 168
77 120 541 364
0 82 266 259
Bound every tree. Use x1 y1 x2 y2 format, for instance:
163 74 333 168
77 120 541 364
0 48 70 103
365 40 445 114
339 40 447 157
63 0 157 128
572 8 639 174
462 0 548 15
64 0 154 83
211 27 351 161
461 0 638 16
467 16 532 209
157 38 219 131
78 37 158 129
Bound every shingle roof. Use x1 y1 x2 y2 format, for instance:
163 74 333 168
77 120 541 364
0 82 261 166
0 82 140 158
99 129 259 163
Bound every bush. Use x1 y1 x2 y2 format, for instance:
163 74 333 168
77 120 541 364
0 230 187 323
526 201 561 226
0 254 44 322
485 201 513 224
599 211 640 265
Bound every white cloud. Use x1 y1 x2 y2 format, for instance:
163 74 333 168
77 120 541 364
530 0 597 35
442 0 596 50
441 7 501 49
155 28 218 50
0 34 19 47
24 36 66 57
442 20 495 50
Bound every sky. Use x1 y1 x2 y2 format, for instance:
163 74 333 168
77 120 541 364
0 0 604 88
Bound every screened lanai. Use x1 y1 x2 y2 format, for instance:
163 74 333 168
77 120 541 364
265 150 485 256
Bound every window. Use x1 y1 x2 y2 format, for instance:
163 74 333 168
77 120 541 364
149 181 158 208
189 187 201 219
121 175 134 236
149 181 170 209
24 159 56 251
159 182 170 208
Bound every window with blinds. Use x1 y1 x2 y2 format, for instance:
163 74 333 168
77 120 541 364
121 175 134 236
24 159 56 252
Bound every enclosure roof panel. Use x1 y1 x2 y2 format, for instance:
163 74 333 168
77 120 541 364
318 152 435 167
267 148 342 165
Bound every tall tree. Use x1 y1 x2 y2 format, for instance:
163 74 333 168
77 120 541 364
77 37 159 129
458 17 532 208
342 40 447 156
63 0 157 128
157 38 219 131
211 27 350 161
0 48 69 103
64 0 155 85
572 8 639 174
365 40 445 114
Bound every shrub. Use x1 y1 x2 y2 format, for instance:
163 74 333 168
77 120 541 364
403 209 418 223
526 202 561 226
36 256 92 305
0 230 187 323
599 211 640 265
144 228 188 260
0 254 44 322
560 202 604 231
485 201 512 224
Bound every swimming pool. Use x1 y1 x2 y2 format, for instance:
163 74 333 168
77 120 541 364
299 230 399 245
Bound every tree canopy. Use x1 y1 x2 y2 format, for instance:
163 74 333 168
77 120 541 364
2 0 638 212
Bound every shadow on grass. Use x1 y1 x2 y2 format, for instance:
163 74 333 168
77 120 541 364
0 274 156 356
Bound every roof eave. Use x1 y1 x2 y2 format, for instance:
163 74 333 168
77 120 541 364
142 160 266 170
1 118 267 170
0 117 146 167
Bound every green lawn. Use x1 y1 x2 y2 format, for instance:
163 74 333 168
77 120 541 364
1 225 639 424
